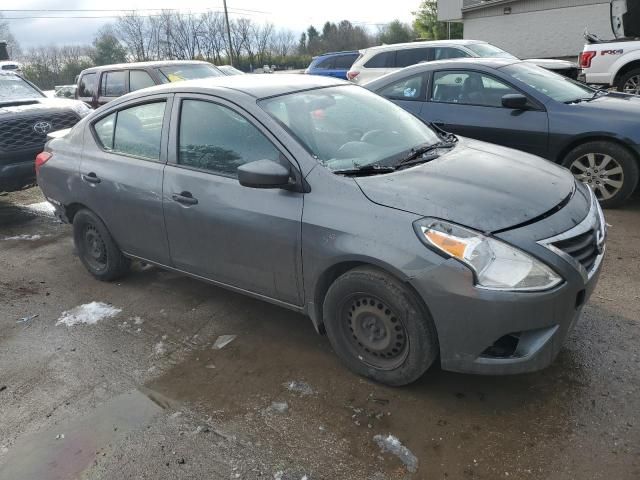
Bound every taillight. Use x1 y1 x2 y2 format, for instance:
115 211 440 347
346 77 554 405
346 70 360 81
35 151 52 175
579 51 596 68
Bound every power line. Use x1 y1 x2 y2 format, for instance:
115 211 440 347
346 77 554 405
0 10 268 21
0 6 269 14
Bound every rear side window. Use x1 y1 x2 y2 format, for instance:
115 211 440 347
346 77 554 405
78 73 97 98
129 70 155 92
334 54 358 69
93 102 166 160
364 51 394 68
178 99 281 177
101 71 126 97
379 75 425 100
396 48 432 68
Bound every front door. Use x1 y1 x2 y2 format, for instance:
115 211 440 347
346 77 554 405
79 95 172 265
423 70 549 158
162 95 304 305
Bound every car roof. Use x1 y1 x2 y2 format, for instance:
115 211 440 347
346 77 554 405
80 60 214 74
122 73 347 100
313 50 359 59
361 39 485 54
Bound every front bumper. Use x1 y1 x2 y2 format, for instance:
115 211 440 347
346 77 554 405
0 148 40 192
410 186 605 375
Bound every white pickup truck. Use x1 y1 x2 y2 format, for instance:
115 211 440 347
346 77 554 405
579 0 640 93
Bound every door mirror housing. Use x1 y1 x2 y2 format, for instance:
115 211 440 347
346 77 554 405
502 93 529 110
238 159 291 189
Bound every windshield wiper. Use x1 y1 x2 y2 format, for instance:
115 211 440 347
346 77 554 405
397 140 457 166
332 164 396 176
565 89 608 104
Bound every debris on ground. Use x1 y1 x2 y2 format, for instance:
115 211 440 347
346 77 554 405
373 434 418 473
56 302 121 326
154 342 167 356
17 314 39 323
284 380 314 396
55 434 65 440
212 335 237 350
132 316 144 325
267 401 289 414
0 386 6 393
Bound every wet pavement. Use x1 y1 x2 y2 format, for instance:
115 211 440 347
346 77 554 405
0 187 638 480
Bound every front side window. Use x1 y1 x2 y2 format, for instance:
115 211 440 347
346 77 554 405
260 85 441 172
364 51 394 68
0 74 43 100
78 73 97 98
157 64 222 83
431 70 518 107
93 102 165 160
465 43 516 59
178 100 281 177
434 47 469 60
101 71 126 97
379 75 425 100
396 48 432 68
129 70 155 92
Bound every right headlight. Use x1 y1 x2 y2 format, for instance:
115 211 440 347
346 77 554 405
414 218 562 292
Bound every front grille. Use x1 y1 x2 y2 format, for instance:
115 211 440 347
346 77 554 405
0 111 79 151
552 227 599 273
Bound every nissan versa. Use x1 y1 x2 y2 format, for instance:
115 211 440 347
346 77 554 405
37 75 606 386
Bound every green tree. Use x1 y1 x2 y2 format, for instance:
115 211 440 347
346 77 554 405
413 0 463 40
379 20 414 45
91 26 128 66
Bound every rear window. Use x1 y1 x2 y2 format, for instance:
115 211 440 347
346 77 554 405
334 54 358 69
396 48 432 68
364 51 395 69
78 72 98 98
315 57 334 69
157 64 222 83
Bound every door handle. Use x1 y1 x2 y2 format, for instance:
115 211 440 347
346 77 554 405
172 191 198 206
82 172 101 184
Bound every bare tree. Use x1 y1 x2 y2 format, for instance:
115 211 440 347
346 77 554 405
271 29 296 58
116 13 150 61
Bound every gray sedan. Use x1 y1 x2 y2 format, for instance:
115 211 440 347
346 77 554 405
37 75 605 385
364 58 640 208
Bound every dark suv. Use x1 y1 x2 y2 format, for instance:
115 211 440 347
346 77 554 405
0 71 90 192
75 60 224 109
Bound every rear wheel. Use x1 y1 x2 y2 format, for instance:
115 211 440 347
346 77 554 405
562 141 639 208
323 267 438 386
616 68 640 95
73 209 130 281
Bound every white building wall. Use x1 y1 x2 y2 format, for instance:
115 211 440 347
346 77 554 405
438 0 464 20
463 3 613 58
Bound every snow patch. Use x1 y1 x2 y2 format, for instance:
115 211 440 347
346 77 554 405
56 302 121 326
212 335 237 350
132 316 144 325
284 380 314 396
154 342 167 356
25 201 55 216
374 434 418 473
3 234 43 241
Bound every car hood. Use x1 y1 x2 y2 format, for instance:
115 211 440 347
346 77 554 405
354 137 575 233
0 97 83 115
523 58 577 70
570 91 640 117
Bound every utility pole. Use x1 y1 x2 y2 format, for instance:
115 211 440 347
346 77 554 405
223 0 234 66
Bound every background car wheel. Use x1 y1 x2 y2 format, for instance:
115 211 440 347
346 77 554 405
562 141 639 208
72 209 131 281
617 68 640 95
323 266 438 386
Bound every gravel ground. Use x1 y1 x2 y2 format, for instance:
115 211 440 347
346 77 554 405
0 187 638 480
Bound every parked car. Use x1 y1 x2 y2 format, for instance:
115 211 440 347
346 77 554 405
38 75 605 385
365 57 640 207
0 60 24 76
54 85 77 98
305 51 360 79
218 65 245 76
347 40 579 84
579 0 640 93
75 60 224 109
0 71 91 192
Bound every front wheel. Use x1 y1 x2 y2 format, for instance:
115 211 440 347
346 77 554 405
562 141 639 208
616 68 640 95
323 267 439 386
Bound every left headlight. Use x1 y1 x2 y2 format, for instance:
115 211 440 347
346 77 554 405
71 102 92 118
414 218 562 292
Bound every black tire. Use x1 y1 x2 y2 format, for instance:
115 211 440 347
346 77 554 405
616 68 640 95
562 141 639 209
322 267 438 386
72 209 130 281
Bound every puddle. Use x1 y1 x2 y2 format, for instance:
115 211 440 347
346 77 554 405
0 389 166 480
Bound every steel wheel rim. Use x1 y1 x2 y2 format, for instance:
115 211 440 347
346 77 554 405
83 225 107 271
340 294 409 370
623 75 640 95
569 152 624 201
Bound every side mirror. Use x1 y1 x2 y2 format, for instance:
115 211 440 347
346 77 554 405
238 159 291 189
502 93 529 110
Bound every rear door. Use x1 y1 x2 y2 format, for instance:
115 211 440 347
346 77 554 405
162 94 304 305
423 69 549 157
79 94 172 265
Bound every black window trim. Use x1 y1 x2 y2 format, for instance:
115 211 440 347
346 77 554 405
89 94 173 164
377 73 429 102
428 68 546 111
168 93 305 190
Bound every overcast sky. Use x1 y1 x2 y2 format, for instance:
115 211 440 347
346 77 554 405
2 0 421 48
